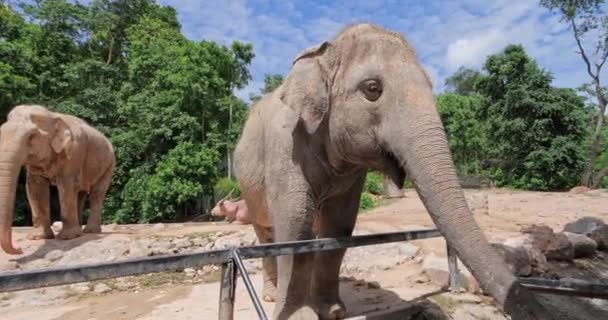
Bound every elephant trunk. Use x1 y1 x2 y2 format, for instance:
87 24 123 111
386 103 548 318
0 135 28 255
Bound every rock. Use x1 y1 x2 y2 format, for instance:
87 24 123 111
522 225 574 261
152 223 165 231
421 254 479 293
212 231 257 249
93 283 112 294
491 243 532 276
570 186 590 194
414 275 429 283
184 268 196 278
563 232 597 258
563 217 608 250
44 250 64 262
398 243 420 258
51 221 63 231
451 303 507 320
70 283 91 294
442 292 483 304
0 261 18 271
172 237 192 250
128 239 152 257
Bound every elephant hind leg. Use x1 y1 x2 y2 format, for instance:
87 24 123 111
25 173 54 240
77 191 88 227
84 164 113 234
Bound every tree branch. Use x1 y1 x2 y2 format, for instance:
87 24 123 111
571 19 599 82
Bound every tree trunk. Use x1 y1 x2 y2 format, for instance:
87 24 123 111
591 167 608 189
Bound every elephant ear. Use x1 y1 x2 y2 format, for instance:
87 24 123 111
279 41 331 135
51 117 73 154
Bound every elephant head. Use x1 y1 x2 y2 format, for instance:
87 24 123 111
0 104 74 254
277 23 547 318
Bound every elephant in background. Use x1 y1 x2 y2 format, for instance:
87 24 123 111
233 23 552 319
0 104 116 255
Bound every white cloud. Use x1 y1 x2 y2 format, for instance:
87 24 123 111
446 29 505 70
159 0 604 98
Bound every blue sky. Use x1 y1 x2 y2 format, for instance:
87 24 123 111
158 1 600 102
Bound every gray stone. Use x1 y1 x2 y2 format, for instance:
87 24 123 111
51 221 63 231
522 225 575 261
451 304 507 320
44 250 64 262
563 232 597 258
184 268 197 278
70 283 91 294
152 223 165 231
563 217 608 250
93 283 112 294
172 237 192 250
491 243 532 276
0 261 18 271
398 243 420 258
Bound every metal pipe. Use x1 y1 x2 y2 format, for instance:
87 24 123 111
0 229 441 292
219 260 237 320
232 249 268 320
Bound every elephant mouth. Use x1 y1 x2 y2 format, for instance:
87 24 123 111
380 148 407 188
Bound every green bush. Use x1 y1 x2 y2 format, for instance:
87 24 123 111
359 191 377 211
214 177 241 200
364 171 383 195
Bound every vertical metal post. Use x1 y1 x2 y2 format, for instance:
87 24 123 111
232 249 268 320
447 243 461 292
219 260 236 320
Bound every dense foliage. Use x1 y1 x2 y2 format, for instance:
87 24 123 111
440 45 593 190
1 1 253 224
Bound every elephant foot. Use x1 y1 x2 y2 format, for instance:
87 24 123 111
26 227 55 240
262 281 277 302
275 305 319 320
83 224 102 233
57 226 82 240
314 299 346 320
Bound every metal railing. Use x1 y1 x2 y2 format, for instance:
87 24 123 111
1 228 607 319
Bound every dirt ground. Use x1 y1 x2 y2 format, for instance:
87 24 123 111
1 188 607 319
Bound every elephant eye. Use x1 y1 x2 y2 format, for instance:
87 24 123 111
359 79 383 102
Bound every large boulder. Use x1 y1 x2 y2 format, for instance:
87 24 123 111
491 243 532 276
563 217 608 250
522 225 574 261
563 232 597 258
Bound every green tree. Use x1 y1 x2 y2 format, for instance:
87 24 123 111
476 44 591 190
436 92 488 175
444 66 483 96
541 0 608 188
0 1 255 224
249 73 284 103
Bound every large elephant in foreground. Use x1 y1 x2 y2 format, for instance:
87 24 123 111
233 24 551 319
0 104 116 255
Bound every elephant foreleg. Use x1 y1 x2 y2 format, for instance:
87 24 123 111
25 173 54 240
84 165 113 234
56 179 82 240
253 223 277 302
268 184 318 319
311 179 364 320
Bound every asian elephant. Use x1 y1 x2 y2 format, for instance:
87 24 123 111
233 23 551 320
0 104 116 255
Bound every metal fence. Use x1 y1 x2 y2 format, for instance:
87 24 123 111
1 228 607 320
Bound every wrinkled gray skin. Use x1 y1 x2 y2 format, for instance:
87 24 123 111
233 23 552 320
